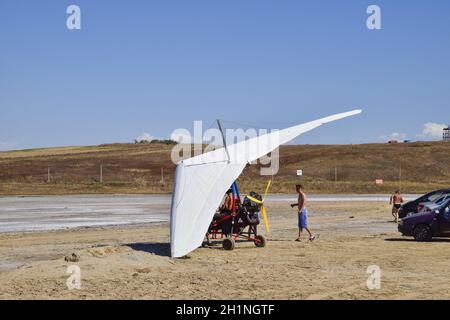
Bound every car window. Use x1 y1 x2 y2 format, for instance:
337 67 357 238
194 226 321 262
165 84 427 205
435 196 447 204
441 195 450 204
427 192 445 202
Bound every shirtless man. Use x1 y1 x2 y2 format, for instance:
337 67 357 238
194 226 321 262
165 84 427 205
291 184 316 242
390 190 404 223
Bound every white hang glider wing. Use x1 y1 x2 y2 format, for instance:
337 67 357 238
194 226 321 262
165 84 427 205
170 109 362 257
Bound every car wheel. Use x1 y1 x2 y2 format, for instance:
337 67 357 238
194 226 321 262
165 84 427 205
254 235 266 248
413 224 433 242
222 238 235 251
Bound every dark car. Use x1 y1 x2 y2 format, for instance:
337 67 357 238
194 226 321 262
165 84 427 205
398 189 450 219
398 199 450 241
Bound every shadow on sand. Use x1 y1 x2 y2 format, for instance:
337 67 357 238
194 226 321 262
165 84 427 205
126 238 291 257
126 242 171 257
385 238 450 243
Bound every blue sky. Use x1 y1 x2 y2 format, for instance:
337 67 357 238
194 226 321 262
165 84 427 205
0 0 449 150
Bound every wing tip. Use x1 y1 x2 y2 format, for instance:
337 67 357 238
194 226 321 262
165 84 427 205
348 108 363 115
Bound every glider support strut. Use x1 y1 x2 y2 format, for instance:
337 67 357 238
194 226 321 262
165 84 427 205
217 119 231 163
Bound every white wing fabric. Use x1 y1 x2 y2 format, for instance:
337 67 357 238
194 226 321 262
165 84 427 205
170 109 362 257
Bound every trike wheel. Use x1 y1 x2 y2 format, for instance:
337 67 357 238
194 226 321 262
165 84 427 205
223 238 235 251
254 235 266 248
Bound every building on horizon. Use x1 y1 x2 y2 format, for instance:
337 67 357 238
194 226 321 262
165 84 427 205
444 126 450 141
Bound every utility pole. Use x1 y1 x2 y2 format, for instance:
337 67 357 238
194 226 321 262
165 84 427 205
47 166 51 183
399 163 402 191
100 164 103 183
335 166 338 189
161 167 165 185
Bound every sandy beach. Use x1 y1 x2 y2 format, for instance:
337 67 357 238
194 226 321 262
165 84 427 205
1 197 450 300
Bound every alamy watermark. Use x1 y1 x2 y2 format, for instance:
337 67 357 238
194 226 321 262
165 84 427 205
66 265 81 290
65 5 381 32
366 265 381 290
367 5 382 30
66 5 81 30
170 121 280 176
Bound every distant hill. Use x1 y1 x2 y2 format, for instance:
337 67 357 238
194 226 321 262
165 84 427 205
0 142 449 195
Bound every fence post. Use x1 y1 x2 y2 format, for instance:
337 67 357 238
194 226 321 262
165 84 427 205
335 166 338 189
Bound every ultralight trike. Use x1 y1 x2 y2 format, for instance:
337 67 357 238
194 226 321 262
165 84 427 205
205 182 270 251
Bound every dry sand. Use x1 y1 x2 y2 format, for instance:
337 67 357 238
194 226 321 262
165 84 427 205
1 201 449 300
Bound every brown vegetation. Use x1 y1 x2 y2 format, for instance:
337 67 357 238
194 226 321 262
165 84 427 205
0 142 449 195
